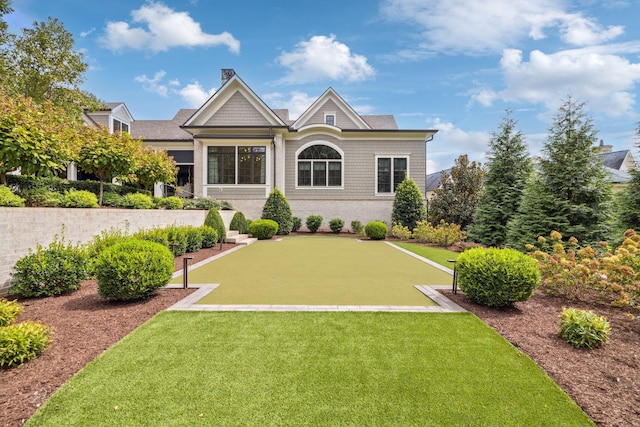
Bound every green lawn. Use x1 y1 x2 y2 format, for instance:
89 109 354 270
392 241 460 268
27 311 593 426
173 237 452 306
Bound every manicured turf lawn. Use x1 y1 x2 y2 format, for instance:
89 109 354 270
392 241 460 268
27 312 593 426
173 237 452 306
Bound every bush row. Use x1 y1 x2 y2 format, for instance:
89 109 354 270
391 219 466 246
9 223 219 299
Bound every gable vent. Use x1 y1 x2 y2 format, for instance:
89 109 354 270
221 69 235 86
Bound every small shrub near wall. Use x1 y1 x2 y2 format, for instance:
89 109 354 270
230 211 247 233
120 193 154 209
365 222 388 240
457 247 540 307
559 308 610 349
0 299 23 327
392 222 412 240
306 215 323 233
95 239 174 301
62 189 99 208
201 226 219 248
351 220 364 235
261 189 293 235
292 217 302 232
204 208 226 243
9 234 88 298
0 186 25 207
249 219 279 240
329 218 344 234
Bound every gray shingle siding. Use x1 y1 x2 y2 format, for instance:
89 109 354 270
205 91 271 126
284 134 425 200
303 99 359 129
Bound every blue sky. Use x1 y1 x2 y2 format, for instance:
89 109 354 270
8 0 640 174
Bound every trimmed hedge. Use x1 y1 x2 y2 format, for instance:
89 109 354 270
230 211 247 233
249 219 279 240
204 208 226 243
365 221 388 240
95 239 174 301
329 218 344 234
457 247 540 307
306 215 323 233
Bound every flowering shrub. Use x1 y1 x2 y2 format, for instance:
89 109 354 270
413 220 466 246
391 222 413 240
527 230 640 309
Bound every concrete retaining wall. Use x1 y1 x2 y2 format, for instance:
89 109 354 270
0 207 234 295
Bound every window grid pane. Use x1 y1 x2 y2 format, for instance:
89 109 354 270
393 158 407 191
328 162 341 186
377 158 391 193
313 162 326 186
298 162 311 186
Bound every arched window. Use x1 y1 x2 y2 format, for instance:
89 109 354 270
297 144 342 187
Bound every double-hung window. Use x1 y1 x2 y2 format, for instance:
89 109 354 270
207 146 266 185
297 145 342 187
377 156 408 193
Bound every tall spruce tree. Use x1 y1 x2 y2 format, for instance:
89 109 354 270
428 154 483 230
506 97 612 248
467 111 532 247
616 121 640 232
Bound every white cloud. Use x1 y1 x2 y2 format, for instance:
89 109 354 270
473 46 640 117
178 82 216 107
80 27 95 38
276 34 375 84
426 118 490 173
134 70 169 97
134 70 215 106
263 91 316 119
380 0 625 55
101 1 240 53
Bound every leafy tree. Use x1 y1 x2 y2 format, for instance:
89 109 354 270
0 90 78 185
77 126 138 205
428 154 483 230
129 146 177 192
3 17 100 114
616 121 640 232
261 188 293 235
392 177 426 231
0 0 13 79
467 111 532 247
506 97 612 248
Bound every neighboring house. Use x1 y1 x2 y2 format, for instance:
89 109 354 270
69 102 134 181
596 140 635 187
133 69 436 225
425 169 451 201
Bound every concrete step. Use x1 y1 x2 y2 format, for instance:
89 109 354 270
226 230 257 245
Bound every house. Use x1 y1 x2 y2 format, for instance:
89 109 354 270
68 102 134 181
596 140 635 187
133 69 436 226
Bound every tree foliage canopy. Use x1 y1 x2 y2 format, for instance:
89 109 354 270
428 154 483 230
506 97 612 248
467 111 532 247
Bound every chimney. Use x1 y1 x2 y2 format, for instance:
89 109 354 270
221 69 235 86
598 139 613 154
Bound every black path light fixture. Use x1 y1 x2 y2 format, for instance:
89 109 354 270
183 256 193 289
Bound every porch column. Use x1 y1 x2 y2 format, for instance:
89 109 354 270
193 139 204 197
273 134 286 193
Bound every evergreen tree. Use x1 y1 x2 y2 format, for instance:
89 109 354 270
392 177 426 231
616 122 640 232
506 97 612 247
467 111 532 247
428 154 483 230
261 188 293 235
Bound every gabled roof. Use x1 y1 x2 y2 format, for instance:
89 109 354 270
362 115 398 130
292 87 371 130
133 109 196 141
182 73 287 128
426 169 451 192
597 150 631 170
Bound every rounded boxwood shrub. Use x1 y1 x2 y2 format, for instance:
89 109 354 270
62 189 99 208
200 226 219 248
457 247 540 307
158 196 184 210
0 299 23 327
230 211 247 233
120 193 154 209
306 215 323 233
95 239 174 301
329 218 344 234
559 307 610 349
261 189 293 235
9 237 88 298
292 216 302 232
249 219 279 240
365 221 388 240
183 226 205 253
0 321 51 368
204 208 226 243
101 192 123 207
0 186 25 207
165 225 188 256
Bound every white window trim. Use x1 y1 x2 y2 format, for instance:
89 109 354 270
295 140 344 189
324 112 336 127
374 154 410 196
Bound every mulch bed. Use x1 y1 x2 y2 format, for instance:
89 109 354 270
1 239 639 426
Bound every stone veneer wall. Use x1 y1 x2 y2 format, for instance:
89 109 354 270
0 208 221 295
